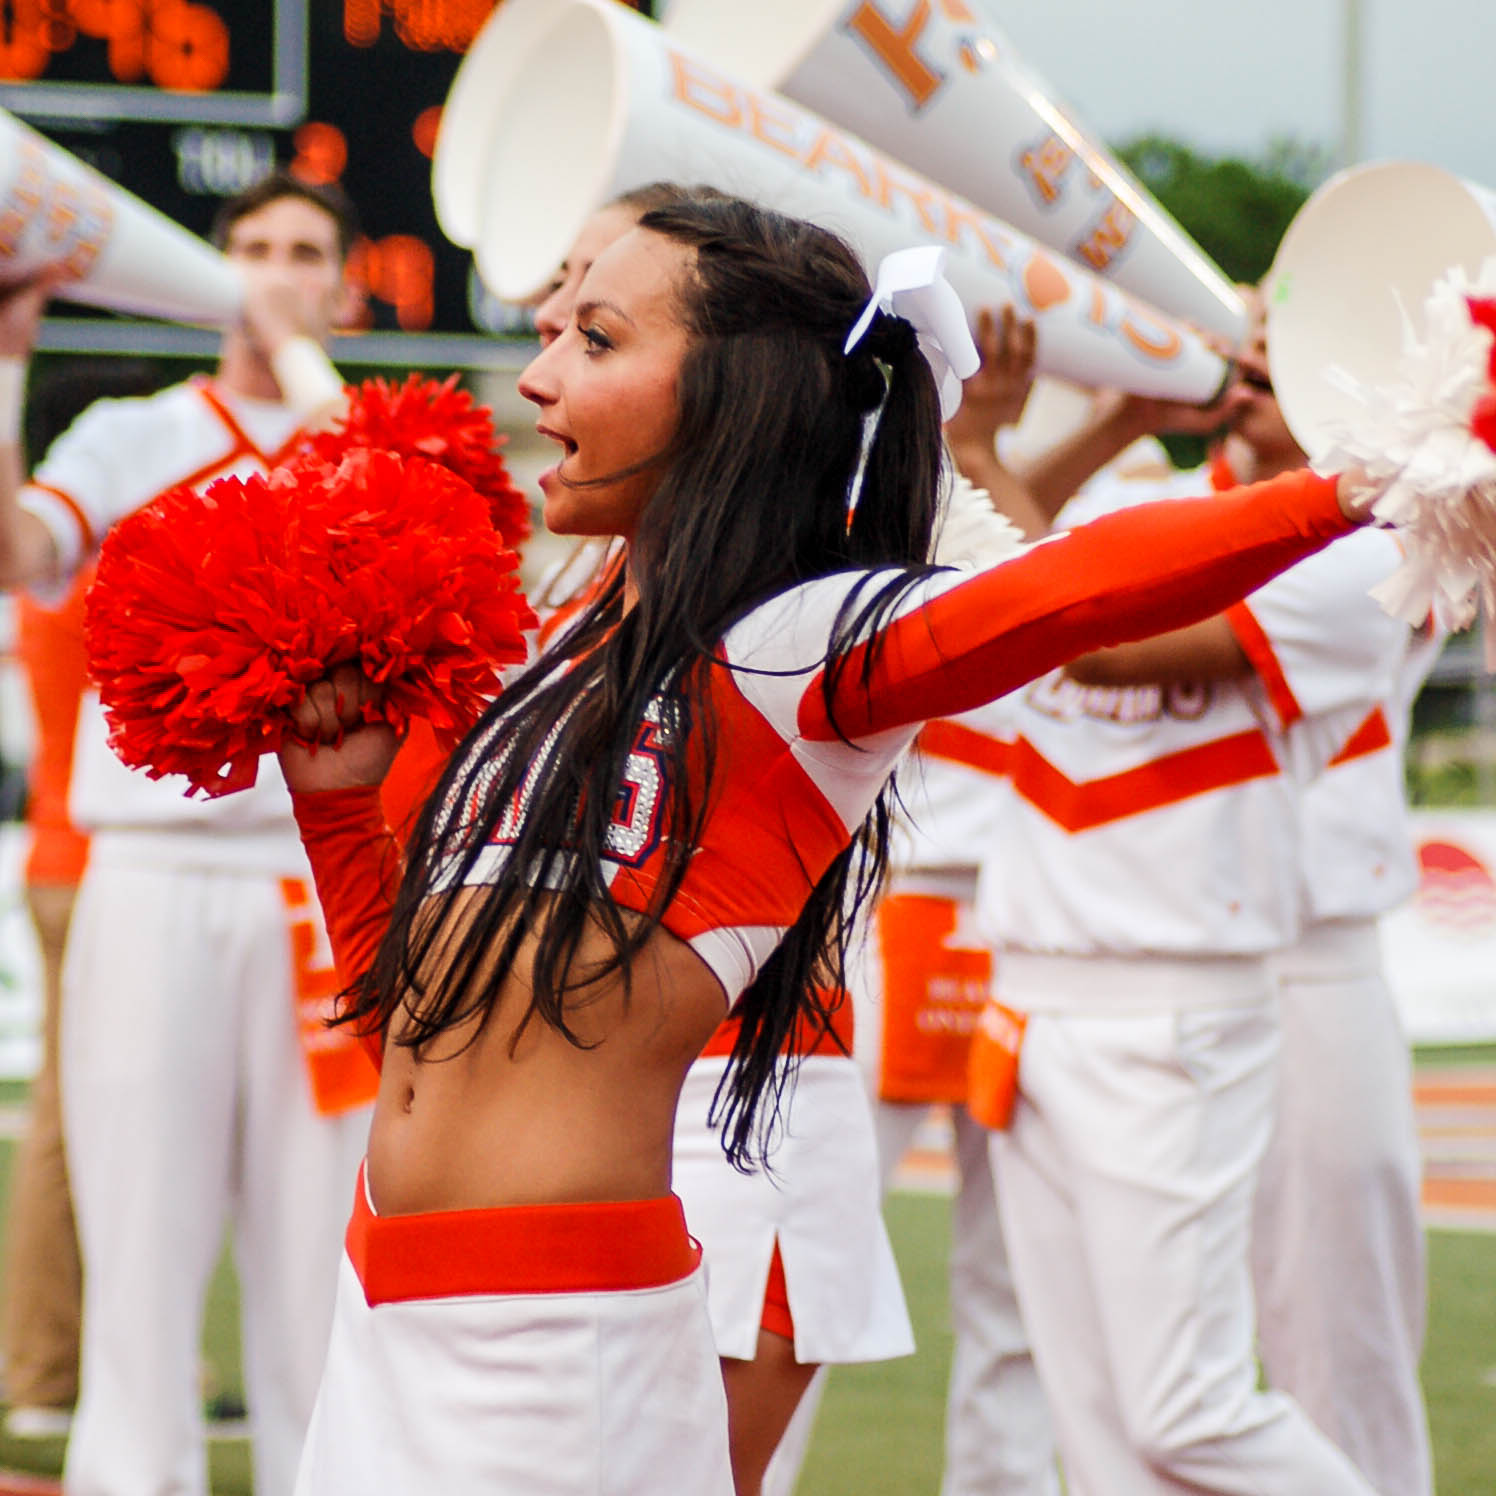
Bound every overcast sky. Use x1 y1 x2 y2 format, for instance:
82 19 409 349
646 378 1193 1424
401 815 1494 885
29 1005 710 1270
986 0 1493 185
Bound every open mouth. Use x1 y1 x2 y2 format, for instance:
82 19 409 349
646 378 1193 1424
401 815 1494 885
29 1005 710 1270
538 425 578 459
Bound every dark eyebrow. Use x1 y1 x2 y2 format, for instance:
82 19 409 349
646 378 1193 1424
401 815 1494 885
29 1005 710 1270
575 297 634 327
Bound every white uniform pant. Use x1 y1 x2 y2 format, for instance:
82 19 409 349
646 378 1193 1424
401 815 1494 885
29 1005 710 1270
1255 918 1432 1496
991 1000 1378 1495
877 1102 1060 1496
60 853 370 1496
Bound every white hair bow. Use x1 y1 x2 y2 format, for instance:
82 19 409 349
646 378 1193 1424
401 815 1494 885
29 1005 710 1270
844 245 979 421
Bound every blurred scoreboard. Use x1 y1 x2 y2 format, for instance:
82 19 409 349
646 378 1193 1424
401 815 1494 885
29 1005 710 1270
0 0 656 351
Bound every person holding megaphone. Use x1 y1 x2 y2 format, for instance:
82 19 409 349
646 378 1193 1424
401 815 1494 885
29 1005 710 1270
947 292 1430 1496
0 171 374 1496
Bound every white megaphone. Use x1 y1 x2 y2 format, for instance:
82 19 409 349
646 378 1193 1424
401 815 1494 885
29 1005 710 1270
470 0 1231 406
0 109 243 324
432 0 559 249
662 0 1247 344
1266 161 1496 461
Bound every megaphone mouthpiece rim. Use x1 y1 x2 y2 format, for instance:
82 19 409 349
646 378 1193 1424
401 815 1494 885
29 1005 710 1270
476 0 632 304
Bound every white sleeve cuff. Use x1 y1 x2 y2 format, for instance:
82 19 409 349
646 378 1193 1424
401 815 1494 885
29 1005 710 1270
269 336 347 424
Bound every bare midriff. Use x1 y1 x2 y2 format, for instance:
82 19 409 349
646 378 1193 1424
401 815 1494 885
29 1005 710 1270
364 893 729 1217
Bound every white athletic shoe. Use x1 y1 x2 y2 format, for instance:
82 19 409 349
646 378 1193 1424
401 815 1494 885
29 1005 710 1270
4 1404 74 1439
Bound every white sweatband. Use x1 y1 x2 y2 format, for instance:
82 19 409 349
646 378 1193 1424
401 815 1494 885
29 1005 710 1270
0 356 26 445
269 336 346 423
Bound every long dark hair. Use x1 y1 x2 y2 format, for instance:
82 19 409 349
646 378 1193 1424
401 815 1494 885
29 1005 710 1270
342 193 947 1166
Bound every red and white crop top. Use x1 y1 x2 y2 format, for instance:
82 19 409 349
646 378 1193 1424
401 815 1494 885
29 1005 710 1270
294 469 1352 1014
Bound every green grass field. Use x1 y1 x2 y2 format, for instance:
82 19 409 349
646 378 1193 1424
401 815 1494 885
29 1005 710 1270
0 1098 1492 1491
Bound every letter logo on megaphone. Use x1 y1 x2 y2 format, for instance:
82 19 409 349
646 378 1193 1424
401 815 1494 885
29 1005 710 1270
663 0 1246 344
1267 160 1496 461
0 137 112 283
466 0 1230 408
0 109 243 325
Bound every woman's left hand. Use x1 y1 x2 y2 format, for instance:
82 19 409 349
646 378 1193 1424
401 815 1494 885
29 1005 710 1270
278 662 399 792
1335 467 1381 525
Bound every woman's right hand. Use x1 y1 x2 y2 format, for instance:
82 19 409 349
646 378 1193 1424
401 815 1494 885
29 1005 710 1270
0 266 69 359
278 662 399 793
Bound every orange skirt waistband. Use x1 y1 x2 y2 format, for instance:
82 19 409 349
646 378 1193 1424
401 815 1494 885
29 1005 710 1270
346 1163 702 1307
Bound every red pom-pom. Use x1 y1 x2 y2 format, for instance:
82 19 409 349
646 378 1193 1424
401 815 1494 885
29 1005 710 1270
301 373 531 546
1467 295 1496 380
1472 391 1496 455
85 449 536 799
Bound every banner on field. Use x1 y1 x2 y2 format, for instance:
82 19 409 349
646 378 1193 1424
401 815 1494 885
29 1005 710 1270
1384 810 1496 1045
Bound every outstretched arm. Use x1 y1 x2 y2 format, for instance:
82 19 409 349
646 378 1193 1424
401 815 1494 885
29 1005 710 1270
1064 617 1252 686
1016 383 1242 526
0 273 68 588
799 467 1358 741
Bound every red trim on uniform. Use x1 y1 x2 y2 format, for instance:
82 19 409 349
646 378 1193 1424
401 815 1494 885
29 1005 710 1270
1225 601 1303 728
192 378 292 467
698 989 855 1059
1328 705 1393 767
1007 727 1280 832
608 669 854 950
26 481 95 554
346 1163 702 1306
1211 456 1307 730
1208 449 1238 494
916 719 1011 777
267 424 312 468
536 550 623 649
759 1239 794 1342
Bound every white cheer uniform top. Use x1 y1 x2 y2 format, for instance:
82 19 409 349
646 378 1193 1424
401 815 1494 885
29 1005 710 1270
892 700 1015 889
22 379 308 862
1292 614 1437 926
974 471 1406 981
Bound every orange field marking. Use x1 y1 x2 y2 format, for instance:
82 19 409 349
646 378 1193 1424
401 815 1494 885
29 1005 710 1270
1413 1083 1496 1109
1422 1176 1496 1210
0 1474 61 1494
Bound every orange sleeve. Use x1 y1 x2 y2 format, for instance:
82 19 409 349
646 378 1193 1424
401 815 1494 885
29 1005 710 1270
17 568 93 886
290 785 403 1065
800 470 1350 741
379 718 449 845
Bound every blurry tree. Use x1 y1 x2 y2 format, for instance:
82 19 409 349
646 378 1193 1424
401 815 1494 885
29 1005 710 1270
1112 134 1330 466
1115 133 1332 286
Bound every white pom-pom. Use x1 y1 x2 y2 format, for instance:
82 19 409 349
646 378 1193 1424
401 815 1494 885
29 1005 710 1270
1316 258 1496 654
932 471 1028 569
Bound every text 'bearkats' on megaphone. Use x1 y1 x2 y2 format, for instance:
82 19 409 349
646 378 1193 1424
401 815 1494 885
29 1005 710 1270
468 0 1231 407
0 109 244 325
663 0 1247 344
